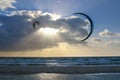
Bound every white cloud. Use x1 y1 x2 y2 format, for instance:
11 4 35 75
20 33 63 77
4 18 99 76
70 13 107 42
91 38 102 43
0 0 16 11
0 11 89 51
105 39 120 45
8 10 42 18
99 29 120 37
90 36 120 48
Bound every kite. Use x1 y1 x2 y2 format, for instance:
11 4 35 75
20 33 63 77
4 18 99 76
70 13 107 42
33 21 40 29
73 13 94 41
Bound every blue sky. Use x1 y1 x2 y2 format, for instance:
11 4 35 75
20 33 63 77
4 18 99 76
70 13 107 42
0 0 120 57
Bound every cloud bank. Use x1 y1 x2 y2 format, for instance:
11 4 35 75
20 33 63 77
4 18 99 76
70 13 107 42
90 29 120 48
0 11 89 51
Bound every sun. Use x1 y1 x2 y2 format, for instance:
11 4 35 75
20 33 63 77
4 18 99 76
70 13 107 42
39 27 59 35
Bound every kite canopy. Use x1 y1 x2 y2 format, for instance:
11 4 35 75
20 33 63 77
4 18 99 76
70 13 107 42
33 21 40 29
73 13 94 41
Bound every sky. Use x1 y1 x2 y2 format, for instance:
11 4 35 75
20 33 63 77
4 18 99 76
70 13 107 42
0 0 120 57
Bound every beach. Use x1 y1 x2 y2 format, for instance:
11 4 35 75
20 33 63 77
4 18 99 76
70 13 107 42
0 57 120 80
0 73 120 80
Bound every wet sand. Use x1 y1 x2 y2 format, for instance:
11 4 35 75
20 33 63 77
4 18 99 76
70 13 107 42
0 65 120 74
0 73 120 80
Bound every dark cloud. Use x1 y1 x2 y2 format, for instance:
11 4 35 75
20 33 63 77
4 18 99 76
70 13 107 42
0 11 89 51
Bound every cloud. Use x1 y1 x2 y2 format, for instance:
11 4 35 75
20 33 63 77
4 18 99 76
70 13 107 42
99 29 120 37
105 39 120 45
0 11 89 51
89 36 120 49
0 0 16 11
91 38 102 42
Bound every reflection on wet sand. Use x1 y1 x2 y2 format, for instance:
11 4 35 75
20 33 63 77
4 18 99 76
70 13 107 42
0 73 120 80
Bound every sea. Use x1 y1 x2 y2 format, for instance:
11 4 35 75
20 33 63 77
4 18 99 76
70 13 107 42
0 57 119 66
0 57 120 80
